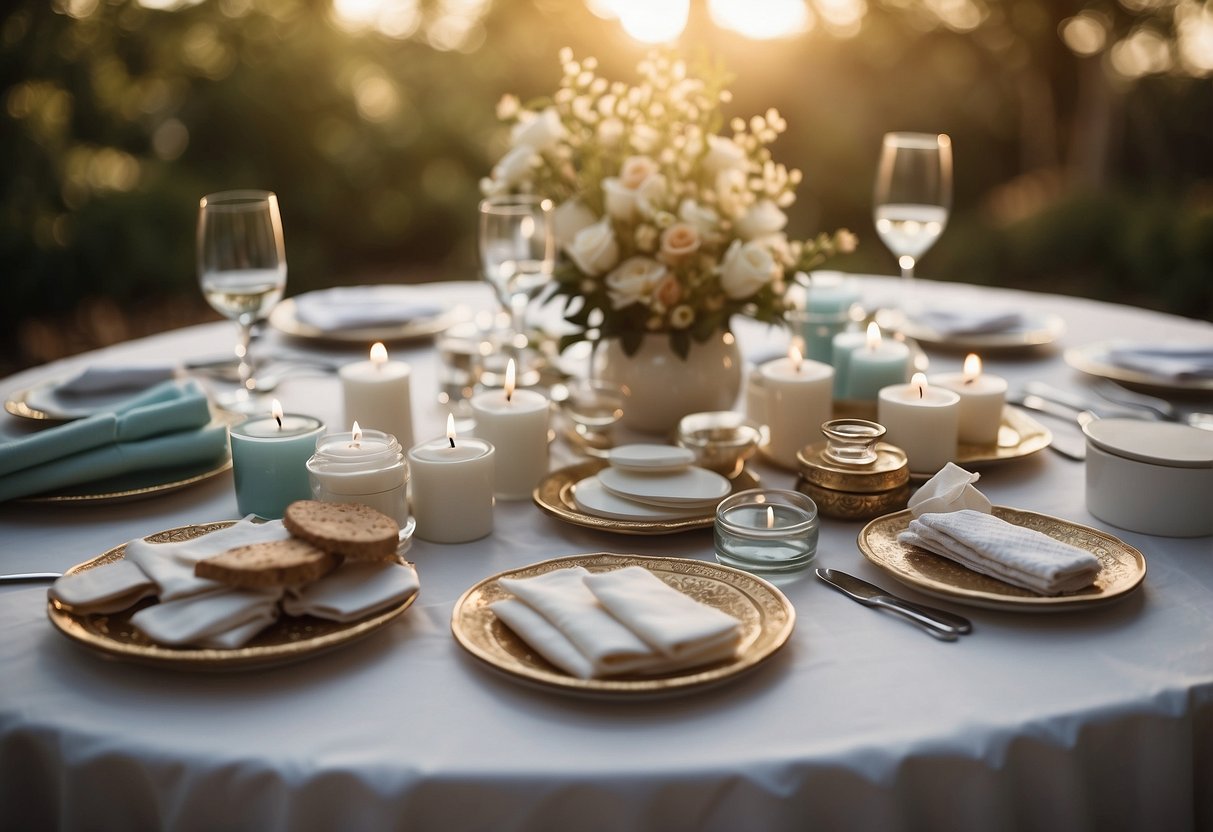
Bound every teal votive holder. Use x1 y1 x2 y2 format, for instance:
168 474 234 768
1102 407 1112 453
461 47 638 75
714 489 820 578
230 412 325 519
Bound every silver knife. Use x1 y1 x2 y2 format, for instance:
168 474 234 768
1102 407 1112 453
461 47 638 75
0 572 62 584
815 569 973 640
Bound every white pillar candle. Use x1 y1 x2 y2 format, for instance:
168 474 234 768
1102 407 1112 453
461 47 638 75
932 354 1007 445
339 342 414 451
470 359 550 499
407 414 495 543
306 423 410 530
760 346 834 469
877 373 960 475
847 323 911 400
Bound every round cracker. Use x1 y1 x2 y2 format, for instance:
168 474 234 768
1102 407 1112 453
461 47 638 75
195 538 339 588
283 500 400 561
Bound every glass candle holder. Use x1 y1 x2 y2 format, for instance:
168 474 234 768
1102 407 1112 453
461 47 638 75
436 321 488 418
552 379 626 457
714 489 819 578
676 411 762 478
306 428 414 541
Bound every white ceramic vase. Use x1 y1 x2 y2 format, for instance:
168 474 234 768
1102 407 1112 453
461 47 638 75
598 332 743 435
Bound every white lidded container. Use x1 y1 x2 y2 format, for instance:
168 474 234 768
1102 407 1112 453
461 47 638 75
1082 419 1213 537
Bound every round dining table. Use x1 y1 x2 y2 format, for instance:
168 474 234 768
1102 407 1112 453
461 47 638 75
1 277 1210 831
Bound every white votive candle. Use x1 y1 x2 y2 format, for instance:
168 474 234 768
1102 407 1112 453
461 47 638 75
877 373 960 475
470 359 549 500
340 342 414 451
306 423 410 531
848 323 911 400
407 414 495 543
760 346 833 469
932 354 1007 445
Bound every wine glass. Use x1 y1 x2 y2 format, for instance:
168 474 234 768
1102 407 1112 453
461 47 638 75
478 194 554 384
873 132 953 295
197 190 287 412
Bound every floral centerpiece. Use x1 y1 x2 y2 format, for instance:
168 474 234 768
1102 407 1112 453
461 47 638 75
482 49 856 361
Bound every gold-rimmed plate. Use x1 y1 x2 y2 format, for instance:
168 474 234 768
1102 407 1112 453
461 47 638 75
858 507 1146 611
762 404 1052 478
5 380 161 422
889 310 1065 352
20 453 233 504
47 522 418 670
451 553 794 697
1064 342 1213 394
269 295 455 344
533 459 759 534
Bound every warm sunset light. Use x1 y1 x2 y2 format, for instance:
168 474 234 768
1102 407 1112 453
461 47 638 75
708 0 811 40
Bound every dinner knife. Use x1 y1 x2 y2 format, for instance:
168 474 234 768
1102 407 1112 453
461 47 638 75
815 569 973 640
0 572 61 584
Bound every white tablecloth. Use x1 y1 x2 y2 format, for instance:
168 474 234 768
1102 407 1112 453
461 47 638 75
1 278 1211 831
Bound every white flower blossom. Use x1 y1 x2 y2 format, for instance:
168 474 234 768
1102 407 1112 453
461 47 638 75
510 107 566 153
720 239 776 299
492 146 539 188
605 256 667 309
551 199 598 250
735 199 788 241
567 218 620 276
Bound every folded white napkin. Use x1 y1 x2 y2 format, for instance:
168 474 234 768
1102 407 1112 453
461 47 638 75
123 517 292 601
1105 344 1213 380
48 559 157 614
129 586 283 647
490 599 597 679
283 560 419 622
912 308 1024 336
581 566 741 660
293 286 444 332
899 510 1101 594
908 463 992 518
55 364 178 395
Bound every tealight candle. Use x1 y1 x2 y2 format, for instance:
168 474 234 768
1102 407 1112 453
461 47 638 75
760 346 833 469
306 423 412 536
847 323 911 400
470 359 549 499
795 272 863 363
714 488 820 578
407 414 495 543
931 354 1008 445
229 398 325 519
877 373 960 475
339 342 415 451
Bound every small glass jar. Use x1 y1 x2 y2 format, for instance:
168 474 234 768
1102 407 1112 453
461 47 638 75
714 489 819 579
306 428 415 541
676 411 762 478
795 418 909 521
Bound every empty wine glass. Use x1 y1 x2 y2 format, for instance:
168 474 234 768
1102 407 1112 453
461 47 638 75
478 194 554 384
197 190 287 412
873 132 952 293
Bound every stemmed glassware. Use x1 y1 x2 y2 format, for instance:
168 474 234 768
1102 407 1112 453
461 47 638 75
873 132 953 296
197 190 287 412
478 194 554 386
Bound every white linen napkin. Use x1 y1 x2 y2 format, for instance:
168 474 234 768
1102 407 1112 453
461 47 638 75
908 463 992 518
129 587 283 647
911 308 1024 336
899 509 1101 594
1105 344 1213 380
282 560 419 622
581 566 741 660
48 559 157 614
55 364 178 395
490 599 596 679
123 517 292 601
292 286 444 332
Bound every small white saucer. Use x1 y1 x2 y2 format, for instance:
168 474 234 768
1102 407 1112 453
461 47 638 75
608 444 695 474
597 466 731 507
572 477 709 521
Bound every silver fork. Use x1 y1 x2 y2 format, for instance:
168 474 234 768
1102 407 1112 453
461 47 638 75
1091 379 1213 430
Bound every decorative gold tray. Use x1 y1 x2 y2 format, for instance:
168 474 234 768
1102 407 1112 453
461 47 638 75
451 553 795 697
763 405 1051 478
532 459 759 535
269 296 453 344
47 522 418 670
858 507 1146 611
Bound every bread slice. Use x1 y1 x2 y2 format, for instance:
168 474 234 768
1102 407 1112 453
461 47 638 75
195 538 340 588
282 500 400 561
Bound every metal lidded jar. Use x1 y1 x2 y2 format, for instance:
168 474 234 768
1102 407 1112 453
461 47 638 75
796 418 910 521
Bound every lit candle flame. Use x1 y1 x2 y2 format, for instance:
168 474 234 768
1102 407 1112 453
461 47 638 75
271 398 284 429
446 413 456 448
788 343 803 373
765 506 775 529
911 372 928 399
866 321 882 351
963 353 982 384
350 420 362 448
505 358 516 402
370 342 388 367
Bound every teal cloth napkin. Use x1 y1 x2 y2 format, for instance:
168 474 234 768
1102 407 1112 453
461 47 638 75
0 423 229 502
0 381 211 477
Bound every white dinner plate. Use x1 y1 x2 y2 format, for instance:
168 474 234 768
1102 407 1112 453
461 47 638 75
597 466 731 506
890 310 1065 351
269 286 455 344
572 476 708 522
1064 342 1213 393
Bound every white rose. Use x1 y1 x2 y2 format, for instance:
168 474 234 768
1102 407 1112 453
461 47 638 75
605 257 667 310
720 240 776 300
678 199 720 237
659 222 700 265
735 199 787 241
635 172 667 218
703 135 747 175
510 107 566 153
552 199 597 250
603 177 639 221
568 218 620 276
715 169 749 219
492 146 539 188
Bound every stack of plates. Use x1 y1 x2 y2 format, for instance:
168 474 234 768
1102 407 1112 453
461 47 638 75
572 445 732 522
